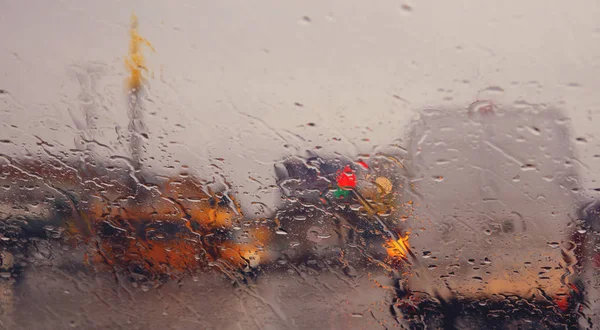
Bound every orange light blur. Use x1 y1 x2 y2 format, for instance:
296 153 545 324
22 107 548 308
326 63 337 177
125 14 154 90
385 232 410 261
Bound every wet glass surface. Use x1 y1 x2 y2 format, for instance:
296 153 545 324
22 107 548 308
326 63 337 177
2 1 600 329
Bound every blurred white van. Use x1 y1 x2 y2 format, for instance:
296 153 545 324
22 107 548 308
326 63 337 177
399 106 588 326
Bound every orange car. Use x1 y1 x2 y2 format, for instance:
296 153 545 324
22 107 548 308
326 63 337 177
0 158 272 283
76 173 274 282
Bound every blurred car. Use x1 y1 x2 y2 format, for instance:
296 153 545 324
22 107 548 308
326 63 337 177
397 106 590 328
0 157 264 286
272 152 412 276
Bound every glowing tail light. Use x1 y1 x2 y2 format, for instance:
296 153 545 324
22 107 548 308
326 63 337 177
385 232 410 261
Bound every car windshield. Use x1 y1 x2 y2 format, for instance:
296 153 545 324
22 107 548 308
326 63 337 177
1 1 600 329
